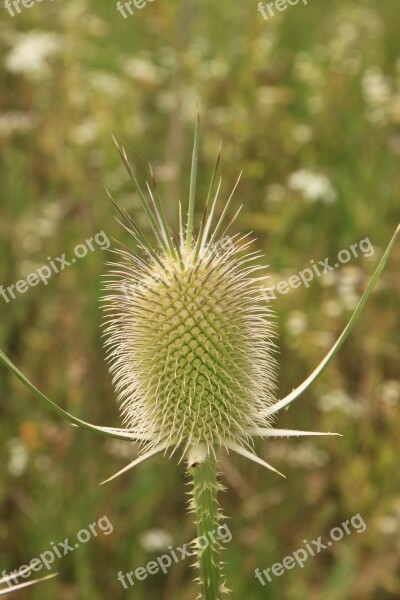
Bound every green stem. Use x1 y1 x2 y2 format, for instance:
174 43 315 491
190 455 223 600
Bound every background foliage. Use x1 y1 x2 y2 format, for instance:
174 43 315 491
0 0 399 598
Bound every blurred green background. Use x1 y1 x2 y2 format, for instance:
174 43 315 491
0 0 399 598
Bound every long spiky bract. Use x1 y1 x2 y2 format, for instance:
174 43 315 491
186 112 200 251
0 122 399 600
194 140 222 261
0 572 58 596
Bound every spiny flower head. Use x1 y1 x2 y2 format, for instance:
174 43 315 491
104 232 277 458
103 120 277 462
101 119 341 482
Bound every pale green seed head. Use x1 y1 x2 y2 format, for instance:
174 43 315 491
103 240 277 457
103 124 277 460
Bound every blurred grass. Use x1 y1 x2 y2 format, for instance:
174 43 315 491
0 0 399 598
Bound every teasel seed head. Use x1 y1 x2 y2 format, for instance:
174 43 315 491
103 232 277 459
100 119 341 482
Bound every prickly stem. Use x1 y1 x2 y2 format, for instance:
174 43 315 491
189 455 226 600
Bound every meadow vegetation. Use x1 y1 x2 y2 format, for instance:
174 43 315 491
0 1 399 598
